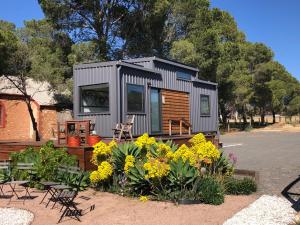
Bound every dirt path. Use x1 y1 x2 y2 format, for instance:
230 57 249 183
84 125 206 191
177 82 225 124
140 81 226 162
0 188 257 225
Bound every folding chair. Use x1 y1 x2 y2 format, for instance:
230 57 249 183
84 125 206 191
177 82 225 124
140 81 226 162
7 162 36 203
57 190 82 223
45 166 84 209
113 115 135 141
0 161 10 197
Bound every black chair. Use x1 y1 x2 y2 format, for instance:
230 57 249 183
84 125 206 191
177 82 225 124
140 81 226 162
57 189 82 223
0 161 10 197
6 162 36 203
45 166 84 209
39 165 69 205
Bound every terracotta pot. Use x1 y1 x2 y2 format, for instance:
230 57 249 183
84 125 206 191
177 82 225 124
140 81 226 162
67 136 81 147
87 135 101 146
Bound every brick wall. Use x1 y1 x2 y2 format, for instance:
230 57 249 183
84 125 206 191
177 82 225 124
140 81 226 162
40 108 57 140
0 95 58 141
0 96 38 141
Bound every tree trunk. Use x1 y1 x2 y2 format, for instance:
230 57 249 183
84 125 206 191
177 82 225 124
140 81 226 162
260 113 265 124
25 98 40 141
242 113 247 125
272 111 276 124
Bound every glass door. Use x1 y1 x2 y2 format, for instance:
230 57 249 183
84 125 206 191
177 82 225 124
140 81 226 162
150 88 161 134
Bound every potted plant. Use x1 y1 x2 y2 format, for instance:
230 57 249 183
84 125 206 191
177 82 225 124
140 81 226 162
87 131 101 146
67 131 81 147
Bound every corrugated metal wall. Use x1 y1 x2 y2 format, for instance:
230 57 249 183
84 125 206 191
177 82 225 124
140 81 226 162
120 67 162 135
73 64 117 137
191 83 218 132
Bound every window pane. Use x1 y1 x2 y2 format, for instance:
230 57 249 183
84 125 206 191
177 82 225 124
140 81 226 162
80 84 109 113
200 95 210 115
127 84 144 113
177 71 191 80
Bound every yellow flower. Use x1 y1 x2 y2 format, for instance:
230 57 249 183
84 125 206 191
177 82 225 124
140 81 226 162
139 195 148 202
89 171 100 183
173 144 198 166
90 161 113 183
195 141 220 161
143 159 170 179
189 133 206 146
135 133 157 149
91 141 113 165
108 140 117 149
124 155 135 174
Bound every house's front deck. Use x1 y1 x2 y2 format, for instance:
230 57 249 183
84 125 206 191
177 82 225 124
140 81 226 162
0 134 220 171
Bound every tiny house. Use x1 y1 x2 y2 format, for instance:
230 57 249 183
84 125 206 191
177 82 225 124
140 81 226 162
73 57 218 137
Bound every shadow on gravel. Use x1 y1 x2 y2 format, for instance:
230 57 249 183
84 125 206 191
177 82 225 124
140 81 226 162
281 175 300 211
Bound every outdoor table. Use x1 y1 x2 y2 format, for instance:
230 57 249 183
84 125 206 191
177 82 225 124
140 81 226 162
45 184 72 209
6 180 31 203
39 181 60 205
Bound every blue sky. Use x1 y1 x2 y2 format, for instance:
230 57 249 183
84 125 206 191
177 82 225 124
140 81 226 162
211 0 300 80
0 0 299 80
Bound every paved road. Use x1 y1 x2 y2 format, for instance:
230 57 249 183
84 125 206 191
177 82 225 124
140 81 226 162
220 131 300 195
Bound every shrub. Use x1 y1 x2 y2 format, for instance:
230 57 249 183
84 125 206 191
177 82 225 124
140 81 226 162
224 177 257 195
10 141 78 187
197 176 225 205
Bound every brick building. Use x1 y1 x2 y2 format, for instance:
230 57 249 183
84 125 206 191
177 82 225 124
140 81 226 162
0 77 67 141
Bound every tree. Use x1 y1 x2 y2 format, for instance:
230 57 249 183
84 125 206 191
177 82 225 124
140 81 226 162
38 0 170 60
0 21 18 75
1 42 42 141
18 19 73 100
169 1 246 124
1 19 73 141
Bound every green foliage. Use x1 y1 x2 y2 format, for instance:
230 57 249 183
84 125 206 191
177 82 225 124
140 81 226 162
197 176 224 205
167 159 199 191
10 141 77 186
58 170 90 191
224 177 257 195
212 151 234 175
112 142 141 174
126 164 151 196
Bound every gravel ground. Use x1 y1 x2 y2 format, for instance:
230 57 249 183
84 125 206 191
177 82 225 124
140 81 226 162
0 207 34 225
0 187 257 225
223 195 296 225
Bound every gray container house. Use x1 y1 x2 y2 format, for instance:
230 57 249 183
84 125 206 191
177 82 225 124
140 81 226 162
73 57 218 137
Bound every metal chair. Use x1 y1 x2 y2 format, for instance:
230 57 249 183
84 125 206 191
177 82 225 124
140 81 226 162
45 166 84 209
0 161 10 197
113 115 135 141
7 162 36 203
57 189 82 223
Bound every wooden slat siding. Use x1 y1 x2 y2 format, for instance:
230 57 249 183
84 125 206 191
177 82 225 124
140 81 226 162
161 89 190 134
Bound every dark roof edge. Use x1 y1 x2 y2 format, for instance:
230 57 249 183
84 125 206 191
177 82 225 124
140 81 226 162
126 56 199 72
153 57 199 72
116 61 159 74
74 61 118 69
193 79 218 86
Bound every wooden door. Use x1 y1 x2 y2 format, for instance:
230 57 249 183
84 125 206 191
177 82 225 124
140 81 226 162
161 90 190 135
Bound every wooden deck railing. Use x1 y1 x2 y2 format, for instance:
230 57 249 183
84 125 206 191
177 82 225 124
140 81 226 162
168 118 192 136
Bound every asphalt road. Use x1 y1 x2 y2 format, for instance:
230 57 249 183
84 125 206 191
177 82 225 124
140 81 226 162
220 131 300 195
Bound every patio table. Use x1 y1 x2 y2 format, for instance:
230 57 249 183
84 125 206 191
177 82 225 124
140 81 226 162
6 180 31 203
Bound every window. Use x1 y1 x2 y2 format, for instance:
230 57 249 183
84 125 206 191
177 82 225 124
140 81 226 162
80 84 109 113
176 71 192 81
127 84 145 113
0 103 5 128
200 95 210 116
